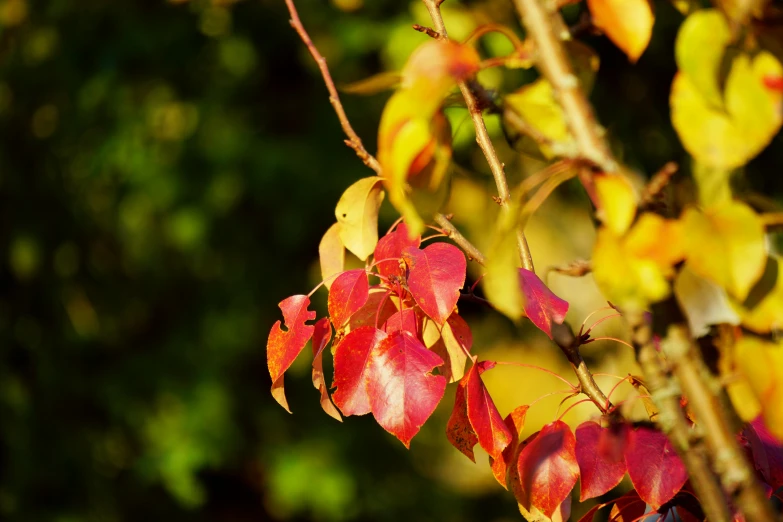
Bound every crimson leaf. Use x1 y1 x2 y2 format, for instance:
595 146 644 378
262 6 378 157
332 326 387 416
311 317 341 421
517 420 580 518
747 416 783 490
267 295 316 412
575 420 628 500
624 426 687 509
519 268 569 339
465 361 512 461
446 376 479 462
403 243 466 326
367 330 446 447
328 269 370 327
374 222 420 280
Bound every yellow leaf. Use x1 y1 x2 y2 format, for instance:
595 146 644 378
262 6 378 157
587 0 654 62
623 213 684 269
484 206 524 321
674 9 730 108
733 336 783 440
681 201 766 300
594 171 638 236
335 177 384 261
674 265 740 337
505 78 572 157
742 257 783 334
319 223 345 289
671 52 783 169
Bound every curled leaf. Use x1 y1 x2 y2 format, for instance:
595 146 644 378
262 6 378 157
311 318 342 421
446 375 479 462
465 362 512 461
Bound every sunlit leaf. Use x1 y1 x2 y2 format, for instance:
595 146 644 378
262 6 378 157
575 421 628 500
491 404 529 489
374 222 420 280
332 326 387 416
517 496 571 522
624 426 687 509
328 269 370 328
504 79 573 158
587 0 654 62
674 264 740 337
335 177 385 260
427 313 472 383
367 330 446 447
681 201 766 300
446 375 479 462
319 223 345 289
734 336 783 441
403 242 466 326
465 361 512 461
381 307 420 335
608 490 646 522
519 268 569 339
267 295 317 412
311 318 342 421
674 8 730 108
484 207 524 320
346 287 397 333
593 171 638 236
517 421 580 518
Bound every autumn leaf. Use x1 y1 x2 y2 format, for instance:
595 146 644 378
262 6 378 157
519 268 568 339
267 295 317 412
425 313 472 383
608 490 647 522
681 201 766 300
593 171 638 236
624 426 687 509
674 8 730 108
575 421 628 500
403 242 466 326
346 287 397 333
311 317 341 421
332 326 387 416
517 421 580 518
374 222 420 280
733 336 783 441
381 307 419 335
328 269 370 328
517 497 571 522
746 417 783 489
335 177 385 260
484 204 524 321
446 376 479 462
367 330 446 447
465 361 513 461
491 404 529 489
319 223 345 289
587 0 654 63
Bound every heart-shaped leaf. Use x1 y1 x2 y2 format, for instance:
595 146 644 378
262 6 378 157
519 268 569 339
335 177 384 261
374 222 421 280
624 426 687 509
575 421 628 500
332 326 387 416
404 243 466 326
328 269 370 328
367 330 446 447
267 295 316 412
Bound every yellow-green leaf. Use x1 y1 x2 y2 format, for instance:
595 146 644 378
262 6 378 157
734 336 783 441
594 171 638 236
484 207 524 321
504 79 573 159
674 9 731 108
335 177 385 261
681 201 766 300
587 0 654 63
319 222 345 289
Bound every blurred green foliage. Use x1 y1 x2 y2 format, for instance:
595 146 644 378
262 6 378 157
1 0 782 521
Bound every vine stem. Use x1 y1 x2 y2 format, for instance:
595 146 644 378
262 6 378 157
421 0 534 273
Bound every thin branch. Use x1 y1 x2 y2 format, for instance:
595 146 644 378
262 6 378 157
661 325 780 522
434 214 486 265
421 0 535 273
512 0 617 172
640 161 678 210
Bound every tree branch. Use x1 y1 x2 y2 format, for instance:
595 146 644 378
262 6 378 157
421 0 534 273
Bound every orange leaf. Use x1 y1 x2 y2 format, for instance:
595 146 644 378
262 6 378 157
587 0 654 63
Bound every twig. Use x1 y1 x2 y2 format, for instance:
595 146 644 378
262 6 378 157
421 0 535 273
640 161 678 210
435 214 486 265
661 325 780 522
512 0 617 172
547 259 591 279
629 314 733 522
412 23 442 40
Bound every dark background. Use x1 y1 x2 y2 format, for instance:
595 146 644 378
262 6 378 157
1 0 781 521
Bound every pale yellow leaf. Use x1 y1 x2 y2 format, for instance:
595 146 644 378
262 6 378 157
484 207 524 321
681 201 766 300
674 265 740 337
335 177 384 261
319 222 345 289
587 0 654 62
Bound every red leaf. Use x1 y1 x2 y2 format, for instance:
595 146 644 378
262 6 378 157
367 330 446 447
577 503 603 522
332 326 387 416
624 426 687 509
465 362 512 461
374 222 421 280
311 318 342 422
575 420 628 500
519 268 569 339
446 377 478 462
747 416 783 490
609 490 646 522
267 295 316 412
517 420 580 518
347 287 397 331
403 243 466 325
328 269 370 328
491 404 529 488
428 313 472 383
382 308 420 335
